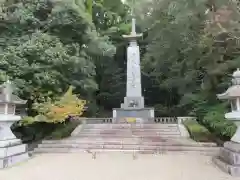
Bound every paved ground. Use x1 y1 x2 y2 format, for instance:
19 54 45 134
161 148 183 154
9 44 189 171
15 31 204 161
0 153 238 180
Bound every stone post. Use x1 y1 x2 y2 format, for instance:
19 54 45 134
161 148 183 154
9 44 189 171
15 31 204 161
112 13 154 122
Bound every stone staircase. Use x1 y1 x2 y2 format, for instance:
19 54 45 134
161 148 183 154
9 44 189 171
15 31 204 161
34 123 219 155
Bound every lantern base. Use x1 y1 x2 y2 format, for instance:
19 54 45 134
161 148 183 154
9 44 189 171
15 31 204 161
0 139 29 169
213 141 240 176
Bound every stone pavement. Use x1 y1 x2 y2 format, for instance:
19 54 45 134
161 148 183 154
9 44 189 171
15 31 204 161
0 153 238 180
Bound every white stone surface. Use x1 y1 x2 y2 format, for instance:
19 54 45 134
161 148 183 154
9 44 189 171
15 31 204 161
0 152 29 169
178 124 190 138
71 124 83 137
0 122 16 140
126 45 142 97
0 139 21 148
231 126 240 143
0 144 26 158
150 109 154 118
113 110 117 118
0 115 21 140
224 112 240 120
0 114 21 121
0 153 238 180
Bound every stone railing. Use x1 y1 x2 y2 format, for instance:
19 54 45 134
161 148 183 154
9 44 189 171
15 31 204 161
153 117 176 124
78 118 113 124
77 117 196 124
177 116 196 124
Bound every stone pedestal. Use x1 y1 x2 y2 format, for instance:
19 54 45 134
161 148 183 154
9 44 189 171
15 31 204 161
213 141 240 176
113 108 154 123
0 139 29 168
0 115 29 168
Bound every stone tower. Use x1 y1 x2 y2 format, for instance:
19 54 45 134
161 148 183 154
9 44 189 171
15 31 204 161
112 17 154 123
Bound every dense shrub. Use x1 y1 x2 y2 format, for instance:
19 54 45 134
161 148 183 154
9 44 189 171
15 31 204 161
33 86 86 123
202 108 236 140
12 119 80 143
183 119 214 142
46 120 80 140
12 122 57 143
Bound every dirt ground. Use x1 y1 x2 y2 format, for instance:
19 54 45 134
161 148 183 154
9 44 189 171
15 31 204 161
0 152 238 180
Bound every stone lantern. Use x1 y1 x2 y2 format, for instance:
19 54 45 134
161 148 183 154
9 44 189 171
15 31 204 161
214 69 240 176
0 80 29 168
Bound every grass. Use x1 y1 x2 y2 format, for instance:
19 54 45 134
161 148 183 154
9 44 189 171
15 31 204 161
183 119 215 142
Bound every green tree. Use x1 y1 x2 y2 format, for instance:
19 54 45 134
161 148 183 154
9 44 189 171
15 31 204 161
0 0 115 116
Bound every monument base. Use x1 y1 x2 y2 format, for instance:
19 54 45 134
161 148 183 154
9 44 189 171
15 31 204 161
0 139 29 168
213 141 240 176
113 107 154 123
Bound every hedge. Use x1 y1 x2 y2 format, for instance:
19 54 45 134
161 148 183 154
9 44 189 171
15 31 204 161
202 109 236 141
183 119 214 142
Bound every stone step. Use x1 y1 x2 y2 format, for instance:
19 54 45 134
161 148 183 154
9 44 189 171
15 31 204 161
34 146 219 154
77 131 181 135
38 139 217 147
38 142 217 149
83 124 178 129
81 128 179 132
76 133 181 137
212 156 240 176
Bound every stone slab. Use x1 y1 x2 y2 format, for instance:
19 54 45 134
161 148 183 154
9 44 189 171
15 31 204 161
213 156 240 177
224 141 240 153
0 152 29 169
0 144 27 158
219 147 240 165
84 124 178 129
0 139 21 147
178 124 190 138
113 108 155 123
0 114 21 121
34 146 219 156
71 124 84 137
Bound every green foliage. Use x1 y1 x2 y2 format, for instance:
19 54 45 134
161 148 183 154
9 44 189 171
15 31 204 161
12 120 80 142
19 116 35 126
202 105 237 140
132 0 240 118
12 121 58 143
183 119 213 142
45 121 80 140
33 86 86 123
0 0 116 116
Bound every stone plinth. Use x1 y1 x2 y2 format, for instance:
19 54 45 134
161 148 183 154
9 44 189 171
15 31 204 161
213 141 240 176
0 115 29 168
113 108 154 123
0 80 29 168
0 139 29 168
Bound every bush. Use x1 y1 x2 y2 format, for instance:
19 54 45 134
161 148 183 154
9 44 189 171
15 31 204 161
12 119 80 143
45 120 80 140
183 119 214 142
202 108 236 140
12 121 58 143
33 86 86 123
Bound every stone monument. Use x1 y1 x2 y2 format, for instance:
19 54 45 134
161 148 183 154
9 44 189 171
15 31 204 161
213 68 240 176
112 9 154 123
0 80 29 168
